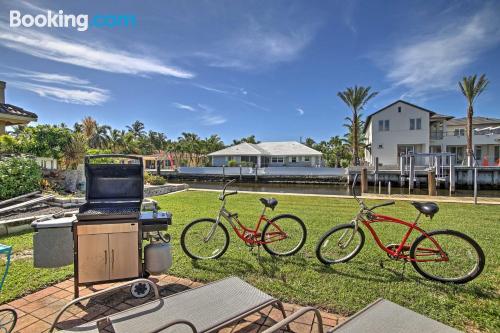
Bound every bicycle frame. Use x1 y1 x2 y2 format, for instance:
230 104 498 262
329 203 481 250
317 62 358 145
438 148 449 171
206 194 286 246
348 174 448 263
356 211 448 263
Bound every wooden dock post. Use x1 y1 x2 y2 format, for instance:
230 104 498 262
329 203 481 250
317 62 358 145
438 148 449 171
239 165 242 181
255 166 258 182
449 156 456 194
361 167 368 193
222 165 225 181
428 170 437 196
388 181 391 195
474 167 478 205
400 155 406 187
378 181 382 194
374 157 379 187
409 155 415 191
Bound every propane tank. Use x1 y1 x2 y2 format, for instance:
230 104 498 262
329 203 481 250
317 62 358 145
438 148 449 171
144 241 172 275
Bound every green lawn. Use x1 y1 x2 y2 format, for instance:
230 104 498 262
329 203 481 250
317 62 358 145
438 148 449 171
0 190 498 332
155 190 499 332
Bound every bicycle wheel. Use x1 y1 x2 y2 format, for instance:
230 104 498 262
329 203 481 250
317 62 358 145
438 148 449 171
410 229 485 284
0 308 17 333
261 214 307 256
181 218 230 260
315 223 365 265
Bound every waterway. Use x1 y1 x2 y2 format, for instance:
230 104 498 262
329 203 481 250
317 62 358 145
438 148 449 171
171 181 500 198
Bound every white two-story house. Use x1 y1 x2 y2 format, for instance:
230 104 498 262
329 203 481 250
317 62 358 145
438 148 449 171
363 100 500 167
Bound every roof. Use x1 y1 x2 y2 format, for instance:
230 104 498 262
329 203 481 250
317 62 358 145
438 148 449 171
430 113 454 120
445 116 500 126
364 100 439 132
0 103 38 121
208 141 322 156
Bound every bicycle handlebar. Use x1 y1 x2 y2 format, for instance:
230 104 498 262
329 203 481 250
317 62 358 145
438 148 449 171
368 200 395 211
220 179 238 200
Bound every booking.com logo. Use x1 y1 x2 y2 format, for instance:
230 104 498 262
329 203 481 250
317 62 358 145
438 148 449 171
10 10 136 32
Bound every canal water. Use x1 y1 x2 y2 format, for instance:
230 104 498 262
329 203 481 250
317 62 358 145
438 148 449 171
171 181 500 198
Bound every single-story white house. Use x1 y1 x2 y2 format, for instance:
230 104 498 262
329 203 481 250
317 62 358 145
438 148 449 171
208 141 323 167
363 100 500 166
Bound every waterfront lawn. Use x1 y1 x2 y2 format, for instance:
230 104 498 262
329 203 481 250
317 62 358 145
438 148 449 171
155 190 499 332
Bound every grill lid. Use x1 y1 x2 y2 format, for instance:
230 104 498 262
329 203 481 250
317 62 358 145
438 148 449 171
85 154 144 201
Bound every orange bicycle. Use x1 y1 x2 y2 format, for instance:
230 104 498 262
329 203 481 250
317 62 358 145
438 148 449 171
181 180 307 259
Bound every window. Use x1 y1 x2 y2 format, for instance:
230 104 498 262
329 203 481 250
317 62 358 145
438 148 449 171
378 120 384 131
304 156 310 162
398 106 401 113
291 156 297 163
454 129 465 136
474 146 482 161
271 156 284 163
495 146 500 165
410 118 422 130
378 144 383 149
384 120 390 131
447 146 465 164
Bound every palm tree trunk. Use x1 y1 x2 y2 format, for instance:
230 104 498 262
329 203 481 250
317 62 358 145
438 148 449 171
352 110 359 166
466 104 474 167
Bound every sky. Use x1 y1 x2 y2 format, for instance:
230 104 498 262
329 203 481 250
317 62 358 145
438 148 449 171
0 0 499 144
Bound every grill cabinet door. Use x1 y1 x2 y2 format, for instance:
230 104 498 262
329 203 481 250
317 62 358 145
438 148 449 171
78 234 109 283
109 232 139 280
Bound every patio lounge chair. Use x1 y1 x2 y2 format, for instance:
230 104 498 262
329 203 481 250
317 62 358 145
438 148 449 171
50 277 324 333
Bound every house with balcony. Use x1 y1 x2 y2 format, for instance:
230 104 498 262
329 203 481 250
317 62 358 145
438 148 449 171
363 100 500 167
208 141 323 167
0 81 38 135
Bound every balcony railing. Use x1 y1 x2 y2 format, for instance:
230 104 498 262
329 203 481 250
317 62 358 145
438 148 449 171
430 128 500 140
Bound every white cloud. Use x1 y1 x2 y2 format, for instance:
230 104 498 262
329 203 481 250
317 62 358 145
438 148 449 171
297 107 304 116
1 69 89 85
192 83 228 94
384 7 500 98
195 19 317 70
172 102 196 112
0 24 194 79
200 113 227 126
12 81 109 105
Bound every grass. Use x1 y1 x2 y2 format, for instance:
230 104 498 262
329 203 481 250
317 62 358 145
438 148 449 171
154 190 499 332
0 190 497 332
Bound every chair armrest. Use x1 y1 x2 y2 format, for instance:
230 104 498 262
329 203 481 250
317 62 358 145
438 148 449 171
260 306 323 333
49 278 159 332
147 319 198 333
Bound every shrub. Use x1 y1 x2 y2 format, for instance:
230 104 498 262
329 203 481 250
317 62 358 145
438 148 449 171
144 172 166 185
227 160 238 167
0 157 42 200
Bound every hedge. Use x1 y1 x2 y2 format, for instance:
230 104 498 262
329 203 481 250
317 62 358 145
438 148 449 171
0 157 42 200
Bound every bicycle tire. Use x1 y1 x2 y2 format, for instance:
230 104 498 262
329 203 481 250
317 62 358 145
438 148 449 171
410 229 485 284
315 223 365 265
0 308 17 333
261 214 307 256
180 218 230 260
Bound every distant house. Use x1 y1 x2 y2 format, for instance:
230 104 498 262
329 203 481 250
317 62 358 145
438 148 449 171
208 141 323 167
0 81 38 135
363 100 500 166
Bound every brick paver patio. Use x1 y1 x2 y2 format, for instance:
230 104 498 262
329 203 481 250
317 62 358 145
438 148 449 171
4 275 345 333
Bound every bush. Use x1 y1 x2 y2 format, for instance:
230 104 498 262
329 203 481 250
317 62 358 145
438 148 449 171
144 172 166 185
227 160 238 167
0 157 42 200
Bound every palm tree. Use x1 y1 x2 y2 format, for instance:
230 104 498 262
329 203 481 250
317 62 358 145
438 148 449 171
81 116 97 139
338 86 378 165
458 74 489 166
88 124 111 149
232 135 259 145
127 121 146 138
343 116 366 163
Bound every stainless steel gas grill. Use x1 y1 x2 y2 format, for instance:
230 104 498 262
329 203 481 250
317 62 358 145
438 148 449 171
73 154 172 298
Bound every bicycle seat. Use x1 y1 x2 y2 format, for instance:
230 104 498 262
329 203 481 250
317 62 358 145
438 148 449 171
411 201 439 218
260 198 278 210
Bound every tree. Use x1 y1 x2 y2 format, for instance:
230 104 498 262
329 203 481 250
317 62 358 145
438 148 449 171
63 133 87 169
304 137 316 148
343 116 366 163
232 135 259 145
16 125 73 159
127 121 146 138
338 86 377 165
458 74 489 166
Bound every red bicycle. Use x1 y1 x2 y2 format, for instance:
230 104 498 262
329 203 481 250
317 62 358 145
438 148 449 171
181 180 307 259
315 175 485 283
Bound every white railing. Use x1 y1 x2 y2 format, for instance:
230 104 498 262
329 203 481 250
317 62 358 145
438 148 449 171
177 167 345 176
